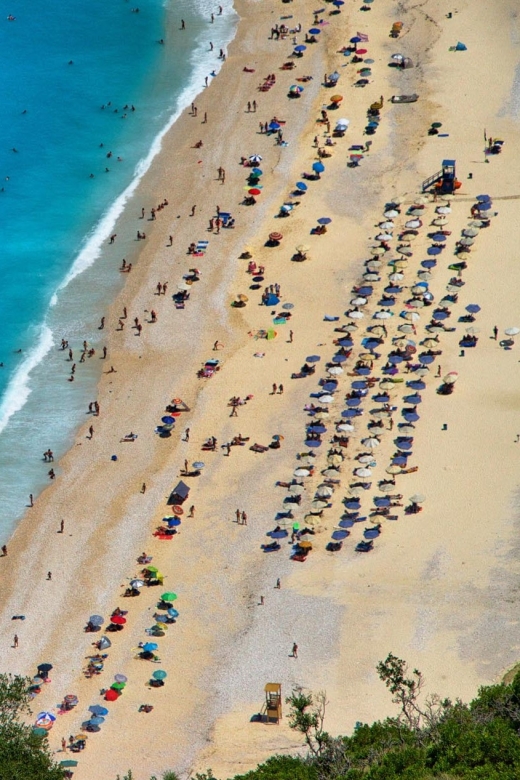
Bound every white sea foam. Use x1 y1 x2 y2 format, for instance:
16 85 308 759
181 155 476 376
0 323 54 435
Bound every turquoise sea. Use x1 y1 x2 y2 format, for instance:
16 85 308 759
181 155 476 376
0 0 237 536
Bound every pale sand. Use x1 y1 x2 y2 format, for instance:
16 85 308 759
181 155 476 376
2 0 520 778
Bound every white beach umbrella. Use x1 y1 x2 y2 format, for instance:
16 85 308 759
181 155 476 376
288 484 304 495
436 206 451 214
463 228 479 238
505 327 520 336
409 493 426 503
371 246 386 256
374 310 392 319
322 468 341 478
459 237 474 246
384 209 400 218
348 310 364 319
311 500 329 510
294 468 310 477
347 486 364 497
337 424 354 434
404 311 421 322
351 296 368 306
389 273 404 282
432 217 448 226
379 379 397 390
415 367 430 377
379 221 395 230
386 464 402 475
399 425 416 435
367 259 382 269
328 454 343 465
358 455 376 465
408 298 424 308
319 395 334 404
355 467 372 478
405 219 422 229
364 273 380 282
376 233 393 242
418 271 432 281
316 485 334 498
328 366 344 375
397 247 413 256
362 437 380 448
398 324 415 333
379 482 395 493
371 409 391 419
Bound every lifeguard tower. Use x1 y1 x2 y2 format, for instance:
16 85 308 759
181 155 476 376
422 159 461 194
262 683 282 724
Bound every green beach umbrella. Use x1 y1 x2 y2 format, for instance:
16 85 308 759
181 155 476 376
146 566 159 573
32 727 48 737
161 592 177 602
60 760 79 767
111 681 126 690
152 670 167 680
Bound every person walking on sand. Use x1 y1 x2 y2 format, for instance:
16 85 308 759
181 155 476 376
188 505 195 518
141 483 146 494
276 578 281 589
493 325 498 340
183 428 190 442
252 100 257 112
241 511 247 526
292 642 298 658
181 19 185 29
47 571 52 580
29 494 33 507
13 634 18 648
59 519 64 533
2 545 7 556
278 384 284 394
236 509 241 523
271 383 277 395
61 738 67 752
88 425 94 438
190 205 196 216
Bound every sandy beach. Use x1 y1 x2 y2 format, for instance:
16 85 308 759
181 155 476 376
3 0 520 778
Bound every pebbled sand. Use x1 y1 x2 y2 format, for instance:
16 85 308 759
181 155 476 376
2 0 520 778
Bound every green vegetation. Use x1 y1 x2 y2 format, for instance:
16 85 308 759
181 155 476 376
0 673 63 780
118 654 520 780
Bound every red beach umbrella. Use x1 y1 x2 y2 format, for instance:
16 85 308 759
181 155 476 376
248 188 262 196
356 48 367 55
104 688 119 701
110 615 126 625
269 232 283 242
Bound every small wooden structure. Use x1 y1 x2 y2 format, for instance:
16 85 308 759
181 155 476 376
263 683 282 724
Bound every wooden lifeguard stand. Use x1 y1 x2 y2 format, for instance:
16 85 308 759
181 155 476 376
263 683 282 724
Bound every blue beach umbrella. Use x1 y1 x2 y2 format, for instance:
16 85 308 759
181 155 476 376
421 259 437 268
309 28 321 34
431 233 447 242
295 181 308 191
268 122 281 131
192 461 205 470
407 380 425 390
312 161 325 173
466 304 481 313
374 497 390 507
346 397 361 406
477 201 492 211
89 705 109 716
476 194 491 202
332 529 348 540
404 394 422 405
339 518 354 528
357 366 371 375
333 0 345 6
251 168 262 176
332 354 347 363
338 338 353 347
143 642 158 652
294 44 307 52
350 36 362 43
432 310 448 320
342 408 361 417
89 716 105 725
317 216 332 224
305 439 322 448
351 380 368 389
161 416 175 425
419 354 434 364
357 286 373 295
164 517 181 528
403 411 420 422
168 608 179 618
306 355 321 363
427 246 442 255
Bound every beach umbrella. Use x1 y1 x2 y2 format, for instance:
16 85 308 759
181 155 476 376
384 209 399 218
337 423 354 433
466 304 481 314
405 219 422 229
168 608 179 618
355 467 372 477
379 482 395 493
316 485 334 498
296 244 310 253
408 208 424 217
311 500 329 511
376 233 393 242
143 642 158 652
367 259 382 270
418 271 432 281
251 167 263 176
410 494 426 503
374 311 392 319
432 217 448 226
436 206 451 214
319 395 334 404
314 411 330 419
328 454 343 466
477 201 492 211
161 592 178 602
397 247 413 257
505 327 520 336
397 324 414 334
328 366 343 375
404 311 420 322
309 27 321 34
370 246 386 256
351 296 367 306
323 469 341 479
89 715 105 725
295 182 308 192
379 220 394 230
60 760 79 768
248 154 262 163
331 94 343 103
88 615 104 626
443 372 458 384
364 273 380 282
294 468 310 477
362 437 380 448
129 579 144 589
110 615 126 625
459 237 474 246
408 298 424 308
389 273 404 282
89 705 109 717
312 161 325 173
111 681 126 691
294 44 307 52
268 232 283 243
288 484 304 495
317 216 331 225
104 688 119 701
248 188 262 196
463 228 479 237
151 670 168 681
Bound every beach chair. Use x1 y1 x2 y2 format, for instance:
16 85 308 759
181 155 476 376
194 240 208 256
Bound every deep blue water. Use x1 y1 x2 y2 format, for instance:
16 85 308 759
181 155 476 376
0 0 237 535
